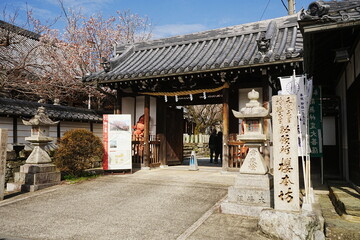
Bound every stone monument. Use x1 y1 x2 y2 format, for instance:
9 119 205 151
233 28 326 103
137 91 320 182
271 95 300 211
221 89 273 217
7 107 61 192
258 95 324 240
0 129 8 200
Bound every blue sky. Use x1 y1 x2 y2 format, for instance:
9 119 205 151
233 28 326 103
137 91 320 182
1 0 314 39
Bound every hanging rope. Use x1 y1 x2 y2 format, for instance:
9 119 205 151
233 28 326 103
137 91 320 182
141 82 229 97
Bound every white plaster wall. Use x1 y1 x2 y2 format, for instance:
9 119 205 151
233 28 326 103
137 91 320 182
17 119 32 145
122 96 157 135
93 123 103 141
0 117 14 149
135 96 145 126
1 117 102 149
49 125 58 139
59 122 91 137
150 97 157 136
122 97 135 125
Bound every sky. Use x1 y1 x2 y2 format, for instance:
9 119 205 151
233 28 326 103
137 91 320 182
0 0 315 39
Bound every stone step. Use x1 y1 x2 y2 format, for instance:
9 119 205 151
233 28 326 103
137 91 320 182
317 192 360 240
221 200 270 217
328 180 360 221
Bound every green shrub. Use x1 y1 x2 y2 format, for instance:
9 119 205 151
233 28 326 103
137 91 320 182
54 129 104 176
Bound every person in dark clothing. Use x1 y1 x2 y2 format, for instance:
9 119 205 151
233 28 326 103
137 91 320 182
215 131 223 164
208 129 217 163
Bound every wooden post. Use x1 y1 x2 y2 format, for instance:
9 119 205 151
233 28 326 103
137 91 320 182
155 100 167 167
159 133 167 166
114 89 122 114
222 87 229 171
143 95 151 168
13 117 17 144
157 102 167 167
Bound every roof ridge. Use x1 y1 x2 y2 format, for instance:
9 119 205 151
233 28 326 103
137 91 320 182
0 20 40 40
115 14 298 53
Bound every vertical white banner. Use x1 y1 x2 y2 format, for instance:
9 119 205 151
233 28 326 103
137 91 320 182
104 115 132 170
279 74 313 156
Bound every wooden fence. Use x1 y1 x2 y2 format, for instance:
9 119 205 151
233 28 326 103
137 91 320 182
183 134 209 144
227 134 245 170
132 133 249 170
132 134 161 168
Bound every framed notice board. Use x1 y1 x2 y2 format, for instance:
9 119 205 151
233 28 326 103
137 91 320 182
103 114 132 170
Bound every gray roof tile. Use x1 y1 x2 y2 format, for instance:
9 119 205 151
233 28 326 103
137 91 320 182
299 0 360 23
0 98 102 122
84 14 303 83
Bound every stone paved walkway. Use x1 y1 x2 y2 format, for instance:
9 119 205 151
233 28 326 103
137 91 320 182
0 165 271 240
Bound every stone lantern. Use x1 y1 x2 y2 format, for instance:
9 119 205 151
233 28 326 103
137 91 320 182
22 106 58 164
232 89 269 174
221 89 273 217
7 106 61 192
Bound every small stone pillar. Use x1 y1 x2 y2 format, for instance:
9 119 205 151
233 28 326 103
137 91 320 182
7 107 61 192
0 129 8 200
221 89 273 217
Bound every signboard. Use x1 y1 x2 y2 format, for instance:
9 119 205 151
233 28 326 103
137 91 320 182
103 115 132 170
272 95 300 212
309 86 323 157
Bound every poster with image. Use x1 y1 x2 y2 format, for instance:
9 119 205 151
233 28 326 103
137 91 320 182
103 114 132 170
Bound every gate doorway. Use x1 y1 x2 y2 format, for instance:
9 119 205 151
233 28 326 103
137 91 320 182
182 104 223 167
322 97 342 179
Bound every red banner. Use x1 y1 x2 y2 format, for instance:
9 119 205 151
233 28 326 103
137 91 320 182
103 114 109 170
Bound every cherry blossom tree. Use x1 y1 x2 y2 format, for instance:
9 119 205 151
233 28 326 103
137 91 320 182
0 2 152 107
184 104 223 134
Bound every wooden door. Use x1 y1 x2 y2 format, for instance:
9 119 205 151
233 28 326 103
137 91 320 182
166 107 183 165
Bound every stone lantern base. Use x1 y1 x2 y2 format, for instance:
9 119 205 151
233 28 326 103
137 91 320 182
7 163 61 192
221 173 273 217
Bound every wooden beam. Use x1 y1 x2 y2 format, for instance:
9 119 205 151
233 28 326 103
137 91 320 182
222 87 229 171
302 20 360 33
143 95 151 168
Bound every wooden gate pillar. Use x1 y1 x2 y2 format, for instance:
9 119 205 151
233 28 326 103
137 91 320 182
222 87 229 171
156 100 168 168
143 95 151 169
114 89 122 114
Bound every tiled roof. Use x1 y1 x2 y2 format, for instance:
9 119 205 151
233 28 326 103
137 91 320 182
84 14 303 83
299 0 360 23
0 20 40 40
0 20 41 76
0 98 102 122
